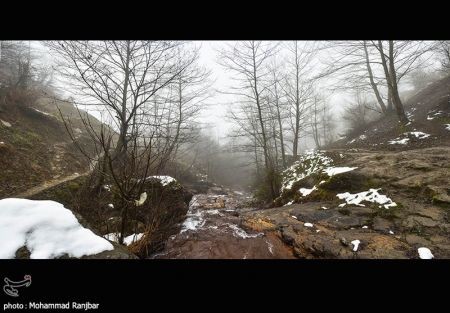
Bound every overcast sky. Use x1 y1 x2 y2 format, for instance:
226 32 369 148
33 40 422 150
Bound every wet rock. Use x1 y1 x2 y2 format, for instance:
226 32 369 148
372 217 394 232
403 216 439 228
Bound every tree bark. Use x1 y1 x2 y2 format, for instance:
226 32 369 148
363 41 387 114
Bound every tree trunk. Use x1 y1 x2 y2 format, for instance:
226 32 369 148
388 40 409 124
363 41 387 114
377 40 408 124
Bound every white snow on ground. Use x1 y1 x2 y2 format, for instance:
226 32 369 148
444 124 450 131
359 135 367 140
299 186 317 196
0 198 113 259
103 185 111 191
323 167 357 177
347 138 357 144
104 233 144 246
389 138 410 145
147 175 176 186
284 200 294 206
351 240 361 252
321 206 328 210
418 247 434 259
389 230 394 235
304 223 313 227
336 188 397 209
389 131 431 145
362 226 368 229
291 215 297 219
233 191 244 195
427 110 444 120
0 141 4 145
281 150 333 191
407 131 430 139
108 203 114 208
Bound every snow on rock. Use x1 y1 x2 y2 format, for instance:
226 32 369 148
444 124 450 131
284 200 294 206
389 230 394 235
146 175 176 186
281 150 332 192
407 131 430 139
351 240 361 252
336 188 397 209
304 222 314 227
108 203 114 209
362 226 368 229
389 138 409 145
291 215 298 219
418 247 434 259
299 186 317 196
323 166 357 177
0 198 113 259
321 206 328 210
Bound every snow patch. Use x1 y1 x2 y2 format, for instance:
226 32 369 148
0 198 113 259
147 175 176 186
336 188 397 209
418 247 434 259
304 222 313 227
108 203 114 209
323 166 357 177
351 240 361 252
299 186 317 197
388 138 409 145
281 150 333 192
444 124 450 131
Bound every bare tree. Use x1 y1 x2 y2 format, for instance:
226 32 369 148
282 41 317 159
217 41 280 200
46 41 207 243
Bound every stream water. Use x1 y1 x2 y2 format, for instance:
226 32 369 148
150 190 295 259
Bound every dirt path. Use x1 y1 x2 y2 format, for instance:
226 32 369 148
12 171 89 198
151 191 295 259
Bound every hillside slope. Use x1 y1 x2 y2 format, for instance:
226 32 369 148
0 93 107 197
240 76 450 259
330 75 450 151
